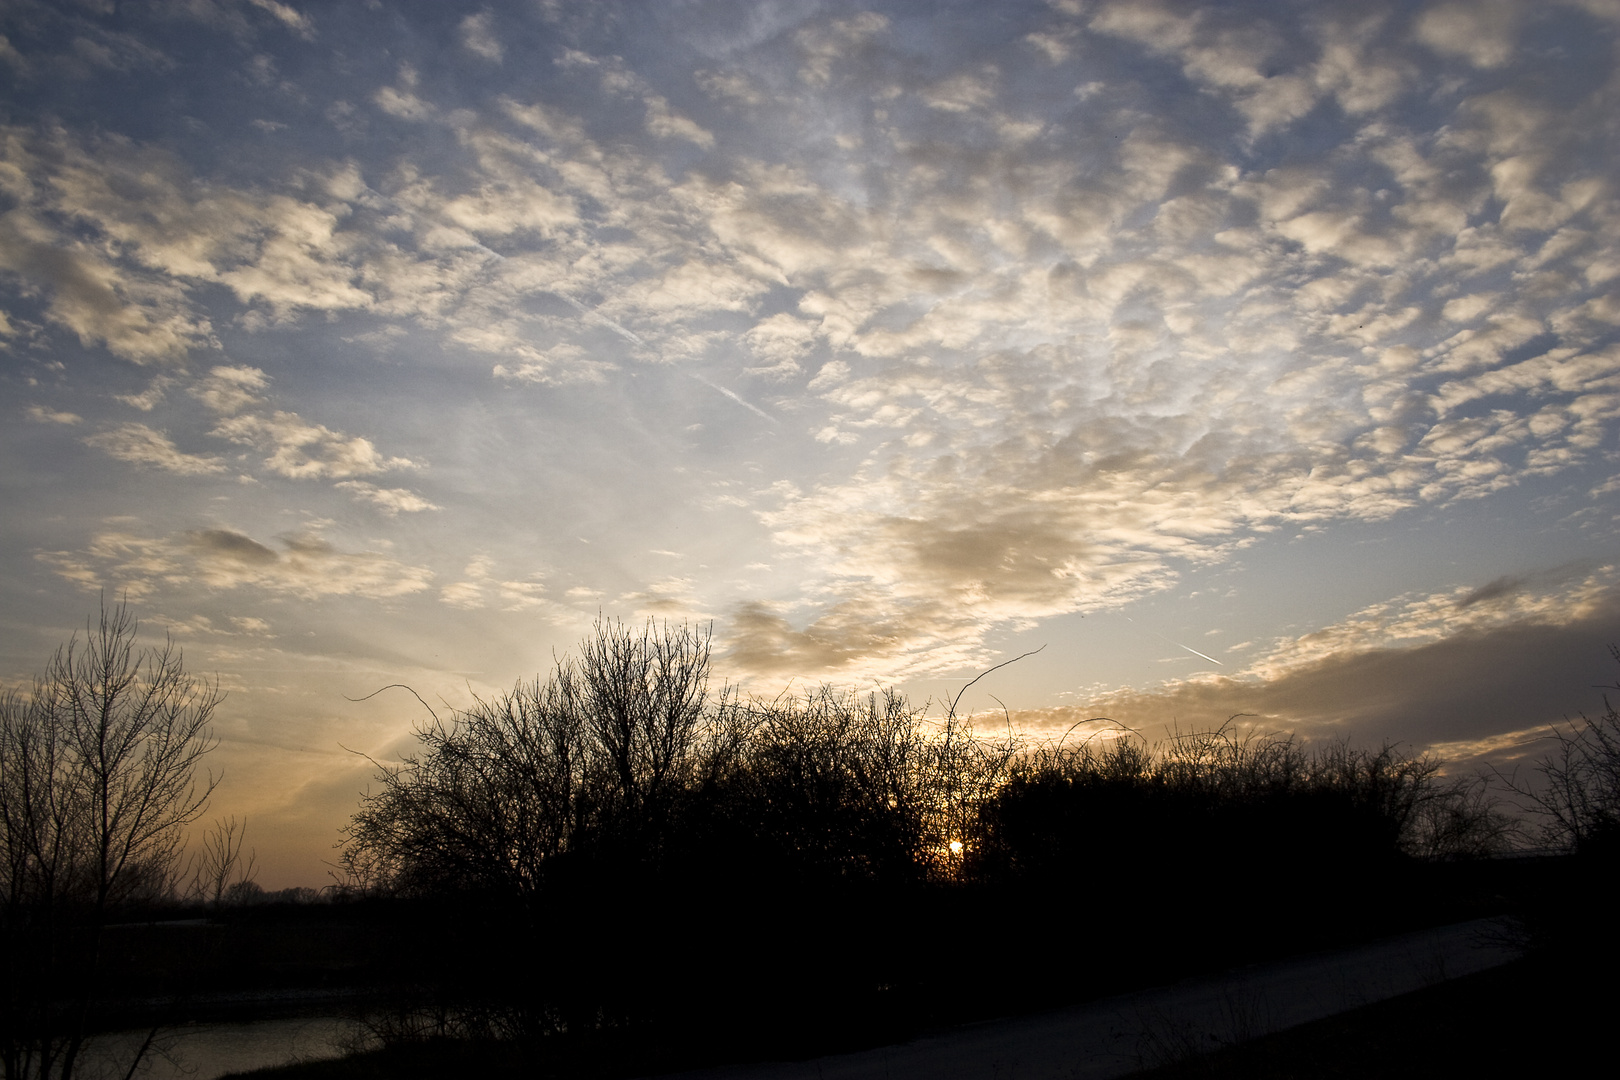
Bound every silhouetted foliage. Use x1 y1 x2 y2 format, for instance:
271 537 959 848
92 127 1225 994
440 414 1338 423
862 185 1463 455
186 815 258 907
0 599 221 1080
336 620 1517 1074
1508 644 1620 856
968 722 1507 936
342 619 753 897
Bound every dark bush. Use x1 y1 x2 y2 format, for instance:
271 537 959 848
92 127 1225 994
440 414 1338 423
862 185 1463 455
337 624 1516 1072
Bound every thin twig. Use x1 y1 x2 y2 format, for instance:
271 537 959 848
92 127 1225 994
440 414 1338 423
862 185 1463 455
345 683 440 724
948 645 1047 720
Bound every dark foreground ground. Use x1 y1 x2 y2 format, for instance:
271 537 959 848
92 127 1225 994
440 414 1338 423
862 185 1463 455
225 948 1591 1080
1125 952 1599 1078
89 852 1591 1080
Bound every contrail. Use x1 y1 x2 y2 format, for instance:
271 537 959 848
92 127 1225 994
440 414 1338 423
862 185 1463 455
554 295 776 426
689 373 779 425
354 188 774 427
343 184 645 348
1169 640 1224 666
1126 617 1224 666
555 293 647 347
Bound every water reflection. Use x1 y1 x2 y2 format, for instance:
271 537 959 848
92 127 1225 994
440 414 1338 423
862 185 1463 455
80 1016 349 1080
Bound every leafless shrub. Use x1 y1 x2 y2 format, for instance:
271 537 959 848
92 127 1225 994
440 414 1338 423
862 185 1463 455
341 617 736 897
336 626 1532 1062
186 816 258 906
1 598 221 1080
1504 644 1620 853
1412 774 1521 860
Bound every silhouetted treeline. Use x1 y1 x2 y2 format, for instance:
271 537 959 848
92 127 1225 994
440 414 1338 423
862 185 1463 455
332 619 1524 1075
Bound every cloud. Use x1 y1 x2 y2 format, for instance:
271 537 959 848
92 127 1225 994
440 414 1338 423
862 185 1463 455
1415 0 1521 69
437 555 548 611
0 34 25 72
1005 572 1620 773
7 0 1620 692
722 596 964 682
27 405 81 424
335 481 441 515
743 313 818 379
246 0 315 39
1090 1 1320 136
615 577 707 620
459 10 502 63
1457 575 1528 609
84 423 226 475
553 49 715 147
43 528 433 601
1021 614 1620 764
488 340 614 384
1311 30 1408 115
190 364 269 414
212 410 418 479
795 12 889 87
644 94 716 148
1245 567 1620 680
374 81 435 122
695 69 764 106
0 126 384 356
115 376 172 412
0 211 209 363
215 196 374 314
147 611 274 639
922 67 999 113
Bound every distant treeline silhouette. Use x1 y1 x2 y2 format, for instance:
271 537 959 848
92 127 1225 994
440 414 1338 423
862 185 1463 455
8 609 1615 1079
332 618 1527 1074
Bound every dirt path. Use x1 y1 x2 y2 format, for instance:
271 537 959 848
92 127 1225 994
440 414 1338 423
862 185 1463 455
654 917 1521 1080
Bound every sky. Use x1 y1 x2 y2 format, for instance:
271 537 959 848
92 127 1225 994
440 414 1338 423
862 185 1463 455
3 0 1620 887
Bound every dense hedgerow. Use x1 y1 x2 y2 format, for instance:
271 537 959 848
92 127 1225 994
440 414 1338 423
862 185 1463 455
333 618 1522 1068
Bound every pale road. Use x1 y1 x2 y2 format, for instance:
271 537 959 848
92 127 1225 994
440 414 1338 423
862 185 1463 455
654 917 1522 1080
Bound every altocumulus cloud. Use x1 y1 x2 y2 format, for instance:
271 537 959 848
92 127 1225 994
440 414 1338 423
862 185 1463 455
1015 569 1620 764
39 529 433 602
3 0 1620 885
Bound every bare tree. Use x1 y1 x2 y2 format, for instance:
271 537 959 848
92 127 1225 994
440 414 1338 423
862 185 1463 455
1 598 221 1080
1506 645 1620 853
1412 774 1521 860
341 617 726 897
187 816 258 907
563 617 713 834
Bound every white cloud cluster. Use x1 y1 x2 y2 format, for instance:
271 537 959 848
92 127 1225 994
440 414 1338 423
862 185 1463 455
1000 569 1620 766
5 0 1619 683
83 423 226 475
1243 566 1620 680
12 0 1620 887
335 481 440 515
40 527 433 602
213 411 417 480
76 362 427 505
687 3 1620 675
439 555 547 611
27 405 81 425
459 11 503 63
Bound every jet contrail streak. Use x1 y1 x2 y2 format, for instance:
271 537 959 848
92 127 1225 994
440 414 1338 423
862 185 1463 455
349 188 660 356
1126 617 1225 666
1170 641 1224 666
689 374 779 425
555 293 647 346
555 294 776 425
380 218 773 427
